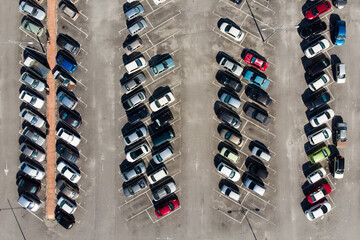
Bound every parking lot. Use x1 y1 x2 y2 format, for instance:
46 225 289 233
1 0 360 239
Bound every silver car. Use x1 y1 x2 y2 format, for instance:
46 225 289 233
152 181 176 201
56 179 80 200
18 193 41 212
19 142 45 162
125 3 144 21
123 177 148 197
21 126 46 146
125 142 150 162
19 1 46 21
18 161 45 180
19 71 46 92
122 91 146 111
57 196 77 214
124 126 147 146
128 18 148 36
121 162 146 182
121 73 146 93
124 37 143 55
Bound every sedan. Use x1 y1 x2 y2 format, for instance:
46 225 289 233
57 160 81 183
57 34 81 56
243 68 270 89
17 176 41 195
18 162 45 180
19 71 46 92
123 91 146 111
123 126 147 146
155 198 180 218
300 21 327 39
220 146 239 163
123 177 148 197
219 57 243 76
57 91 78 110
305 1 331 20
56 128 81 147
152 109 173 129
18 193 41 212
245 84 272 107
305 92 331 111
56 179 79 200
152 181 177 201
149 91 175 112
215 70 242 92
125 57 147 74
128 18 148 36
59 107 82 129
243 52 269 71
19 90 44 109
304 39 330 58
21 126 46 146
308 73 330 91
19 109 46 128
56 144 79 163
220 128 243 146
19 1 46 21
150 56 175 76
220 184 240 201
219 22 244 41
217 110 241 129
128 106 149 124
305 200 331 221
121 162 146 182
307 184 332 204
57 196 77 215
121 73 146 94
244 103 270 125
126 142 150 162
251 145 271 162
308 127 332 145
309 108 334 127
216 162 240 182
19 143 45 162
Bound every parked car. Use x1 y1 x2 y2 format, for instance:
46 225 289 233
121 162 146 182
56 128 81 147
126 142 150 162
125 3 144 21
305 200 331 221
334 20 346 46
123 91 146 111
17 176 41 195
121 73 146 93
21 19 44 37
21 126 46 146
335 122 347 148
219 57 243 76
124 126 147 146
152 109 173 129
55 210 75 230
216 162 240 182
243 68 270 89
19 108 46 128
306 166 326 184
335 63 346 83
307 183 331 204
53 68 77 91
217 110 241 129
215 70 242 92
149 91 175 112
308 127 332 145
124 36 143 55
147 166 168 185
19 142 45 162
308 73 330 91
247 162 268 179
59 1 79 21
128 18 148 36
155 198 180 218
18 161 45 180
309 108 334 127
57 34 81 56
125 57 147 74
152 181 176 201
56 144 79 163
243 51 269 71
230 0 242 3
219 22 244 41
150 56 175 76
152 128 175 147
304 1 331 20
127 106 149 124
123 177 147 197
153 145 174 164
56 179 79 200
56 52 77 74
305 92 331 111
245 85 272 107
59 107 82 129
244 103 270 125
304 39 330 58
19 1 46 21
57 91 78 110
220 128 243 146
300 21 327 39
18 193 41 212
19 71 46 92
244 176 265 196
57 196 77 214
153 0 167 5
220 184 240 201
220 90 241 109
306 57 330 76
334 0 347 9
220 146 239 163
19 90 44 109
57 160 81 183
333 155 344 179
250 145 271 162
308 146 331 164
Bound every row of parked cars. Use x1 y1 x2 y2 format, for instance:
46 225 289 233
299 0 347 221
120 0 180 219
214 15 274 202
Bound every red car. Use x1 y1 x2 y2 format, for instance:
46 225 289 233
306 183 332 204
305 1 331 20
155 198 180 218
243 52 269 72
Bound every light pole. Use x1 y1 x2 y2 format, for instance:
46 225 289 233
228 207 259 240
262 25 299 43
0 40 33 45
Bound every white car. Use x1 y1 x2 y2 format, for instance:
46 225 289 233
126 142 150 162
306 167 326 184
149 91 175 112
216 162 240 182
19 109 46 128
125 57 147 74
153 0 167 5
147 166 168 184
219 22 244 41
124 127 147 146
304 39 330 58
152 181 176 201
244 177 265 196
309 109 334 127
305 200 332 221
18 162 45 180
56 128 81 147
308 127 332 145
335 63 346 83
18 193 41 212
19 1 46 21
57 196 77 214
308 73 330 92
220 184 240 201
57 161 81 183
220 92 241 109
251 145 271 162
19 72 46 92
219 57 243 76
19 90 44 109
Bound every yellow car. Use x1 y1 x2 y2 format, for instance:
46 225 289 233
308 146 331 164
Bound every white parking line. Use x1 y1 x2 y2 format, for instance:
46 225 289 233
27 209 44 222
145 11 181 35
79 149 88 161
18 27 39 42
77 202 87 212
78 62 88 72
61 16 89 38
77 97 88 108
79 10 89 21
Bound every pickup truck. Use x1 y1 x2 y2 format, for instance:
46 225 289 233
335 122 347 148
53 69 76 91
24 55 50 78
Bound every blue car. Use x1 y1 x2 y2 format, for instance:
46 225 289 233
334 20 346 46
56 53 77 74
150 57 175 76
243 68 270 89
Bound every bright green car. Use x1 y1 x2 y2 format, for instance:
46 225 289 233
21 19 44 37
220 147 239 163
308 146 331 164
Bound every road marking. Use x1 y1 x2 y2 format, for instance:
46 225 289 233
61 16 88 38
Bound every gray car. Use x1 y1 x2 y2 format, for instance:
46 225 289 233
19 71 46 92
244 103 270 126
128 18 148 36
18 161 45 180
121 73 146 93
217 110 241 129
121 162 146 182
56 179 80 200
123 177 148 197
22 126 46 146
57 91 78 110
19 142 45 162
125 3 144 20
152 181 176 201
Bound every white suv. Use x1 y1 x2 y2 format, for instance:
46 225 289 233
57 196 77 214
305 200 331 221
149 91 175 112
309 109 334 127
125 57 147 74
147 166 168 184
308 127 332 145
306 167 326 184
56 128 81 147
308 73 330 92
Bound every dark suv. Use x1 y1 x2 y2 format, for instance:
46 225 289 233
57 33 81 56
244 103 270 125
306 57 330 76
300 21 327 39
216 70 242 92
127 106 149 124
247 162 268 179
152 128 175 147
305 92 331 111
55 210 75 229
56 144 79 163
245 84 272 107
153 109 174 129
59 107 82 129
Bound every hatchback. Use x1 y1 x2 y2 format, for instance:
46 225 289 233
59 107 82 129
250 145 271 162
244 103 270 125
155 198 180 218
215 70 242 92
152 109 173 129
125 57 147 74
306 166 326 184
216 162 240 182
56 144 79 163
55 210 75 230
245 84 272 107
57 91 78 110
247 162 268 179
333 155 345 179
306 57 330 76
300 21 327 39
57 196 77 214
59 1 79 21
56 179 80 200
219 57 243 76
126 142 150 162
121 162 146 182
244 177 265 196
54 69 77 91
152 181 176 201
125 3 144 21
243 68 270 89
153 145 174 164
308 146 331 164
124 37 143 55
220 91 241 109
147 166 168 185
128 106 149 124
57 34 81 56
152 128 175 147
56 53 77 73
220 146 239 163
220 128 243 146
308 73 330 91
151 57 175 76
17 176 41 195
308 127 332 145
123 91 146 111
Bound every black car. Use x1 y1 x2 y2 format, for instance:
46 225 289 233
57 33 81 56
306 57 330 76
230 0 242 3
152 109 173 129
59 107 82 129
245 84 272 107
127 106 149 124
216 70 242 92
55 210 75 230
16 176 41 195
244 103 270 125
305 92 331 111
300 21 327 39
247 162 268 179
56 144 79 163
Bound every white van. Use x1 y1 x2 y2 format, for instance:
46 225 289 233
147 166 168 184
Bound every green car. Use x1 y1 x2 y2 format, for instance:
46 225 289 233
21 19 44 37
308 146 331 164
220 146 239 163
